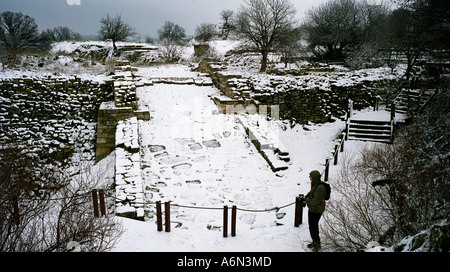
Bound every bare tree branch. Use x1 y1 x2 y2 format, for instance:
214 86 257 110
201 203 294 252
235 0 297 72
99 14 136 51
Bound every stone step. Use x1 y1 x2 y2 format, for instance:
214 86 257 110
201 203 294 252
349 128 392 135
348 135 392 143
348 118 393 143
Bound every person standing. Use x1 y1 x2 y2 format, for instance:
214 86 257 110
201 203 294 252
304 170 326 252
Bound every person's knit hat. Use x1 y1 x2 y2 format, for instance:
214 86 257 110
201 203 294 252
309 170 321 182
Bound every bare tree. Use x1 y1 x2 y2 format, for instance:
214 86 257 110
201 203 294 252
220 10 235 40
235 0 297 72
0 143 122 252
394 0 450 50
99 14 136 51
303 0 362 60
276 26 305 68
379 0 450 81
195 23 217 42
158 42 185 63
303 0 389 60
0 11 47 66
158 21 186 62
158 21 186 45
379 8 421 81
44 26 82 42
321 149 397 251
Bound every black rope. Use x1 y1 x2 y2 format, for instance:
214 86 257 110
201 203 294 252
107 191 295 213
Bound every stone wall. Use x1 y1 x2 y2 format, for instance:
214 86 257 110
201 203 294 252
252 84 375 123
199 59 382 124
114 81 138 109
96 102 136 162
95 61 151 162
0 76 113 160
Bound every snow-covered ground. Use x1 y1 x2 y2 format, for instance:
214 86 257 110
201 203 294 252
111 64 347 252
0 40 401 252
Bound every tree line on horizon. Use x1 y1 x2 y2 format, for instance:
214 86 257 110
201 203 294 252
1 0 449 73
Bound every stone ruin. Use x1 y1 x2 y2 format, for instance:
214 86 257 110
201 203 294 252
0 75 114 161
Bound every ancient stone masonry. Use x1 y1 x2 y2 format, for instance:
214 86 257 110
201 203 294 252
96 102 135 162
198 59 384 124
114 81 138 109
114 117 145 220
0 76 113 160
95 59 151 162
94 59 151 219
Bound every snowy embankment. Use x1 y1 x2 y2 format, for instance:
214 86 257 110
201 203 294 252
111 64 345 252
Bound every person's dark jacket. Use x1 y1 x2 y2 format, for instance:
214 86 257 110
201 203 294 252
305 170 326 214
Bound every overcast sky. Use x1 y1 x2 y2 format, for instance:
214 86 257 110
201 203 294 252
0 0 328 39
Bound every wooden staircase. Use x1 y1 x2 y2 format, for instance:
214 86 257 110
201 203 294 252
388 89 435 115
345 99 394 144
345 88 436 144
347 119 393 143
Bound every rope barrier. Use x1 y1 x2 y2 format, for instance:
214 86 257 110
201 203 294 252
106 191 295 213
236 201 295 213
171 203 223 210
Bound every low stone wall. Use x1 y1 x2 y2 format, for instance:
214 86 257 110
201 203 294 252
199 59 382 124
237 116 290 172
0 76 113 160
95 59 154 161
114 117 145 220
252 84 373 123
198 59 241 99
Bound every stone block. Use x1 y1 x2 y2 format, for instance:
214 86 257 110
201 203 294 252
136 110 151 121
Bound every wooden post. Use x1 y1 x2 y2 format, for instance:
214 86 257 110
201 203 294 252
223 205 228 238
294 196 304 227
164 202 171 232
348 99 353 117
156 201 163 231
324 158 329 182
231 206 237 237
391 103 396 121
345 123 349 141
99 189 106 217
334 144 339 165
390 120 394 143
374 96 380 111
340 136 345 152
92 189 99 218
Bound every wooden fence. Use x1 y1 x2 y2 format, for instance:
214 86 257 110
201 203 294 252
153 199 305 238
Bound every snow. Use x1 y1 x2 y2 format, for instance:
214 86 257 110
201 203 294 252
50 40 157 55
111 64 347 252
114 216 306 251
351 108 391 122
209 40 242 56
0 63 110 83
138 64 199 78
351 107 407 123
0 40 404 252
